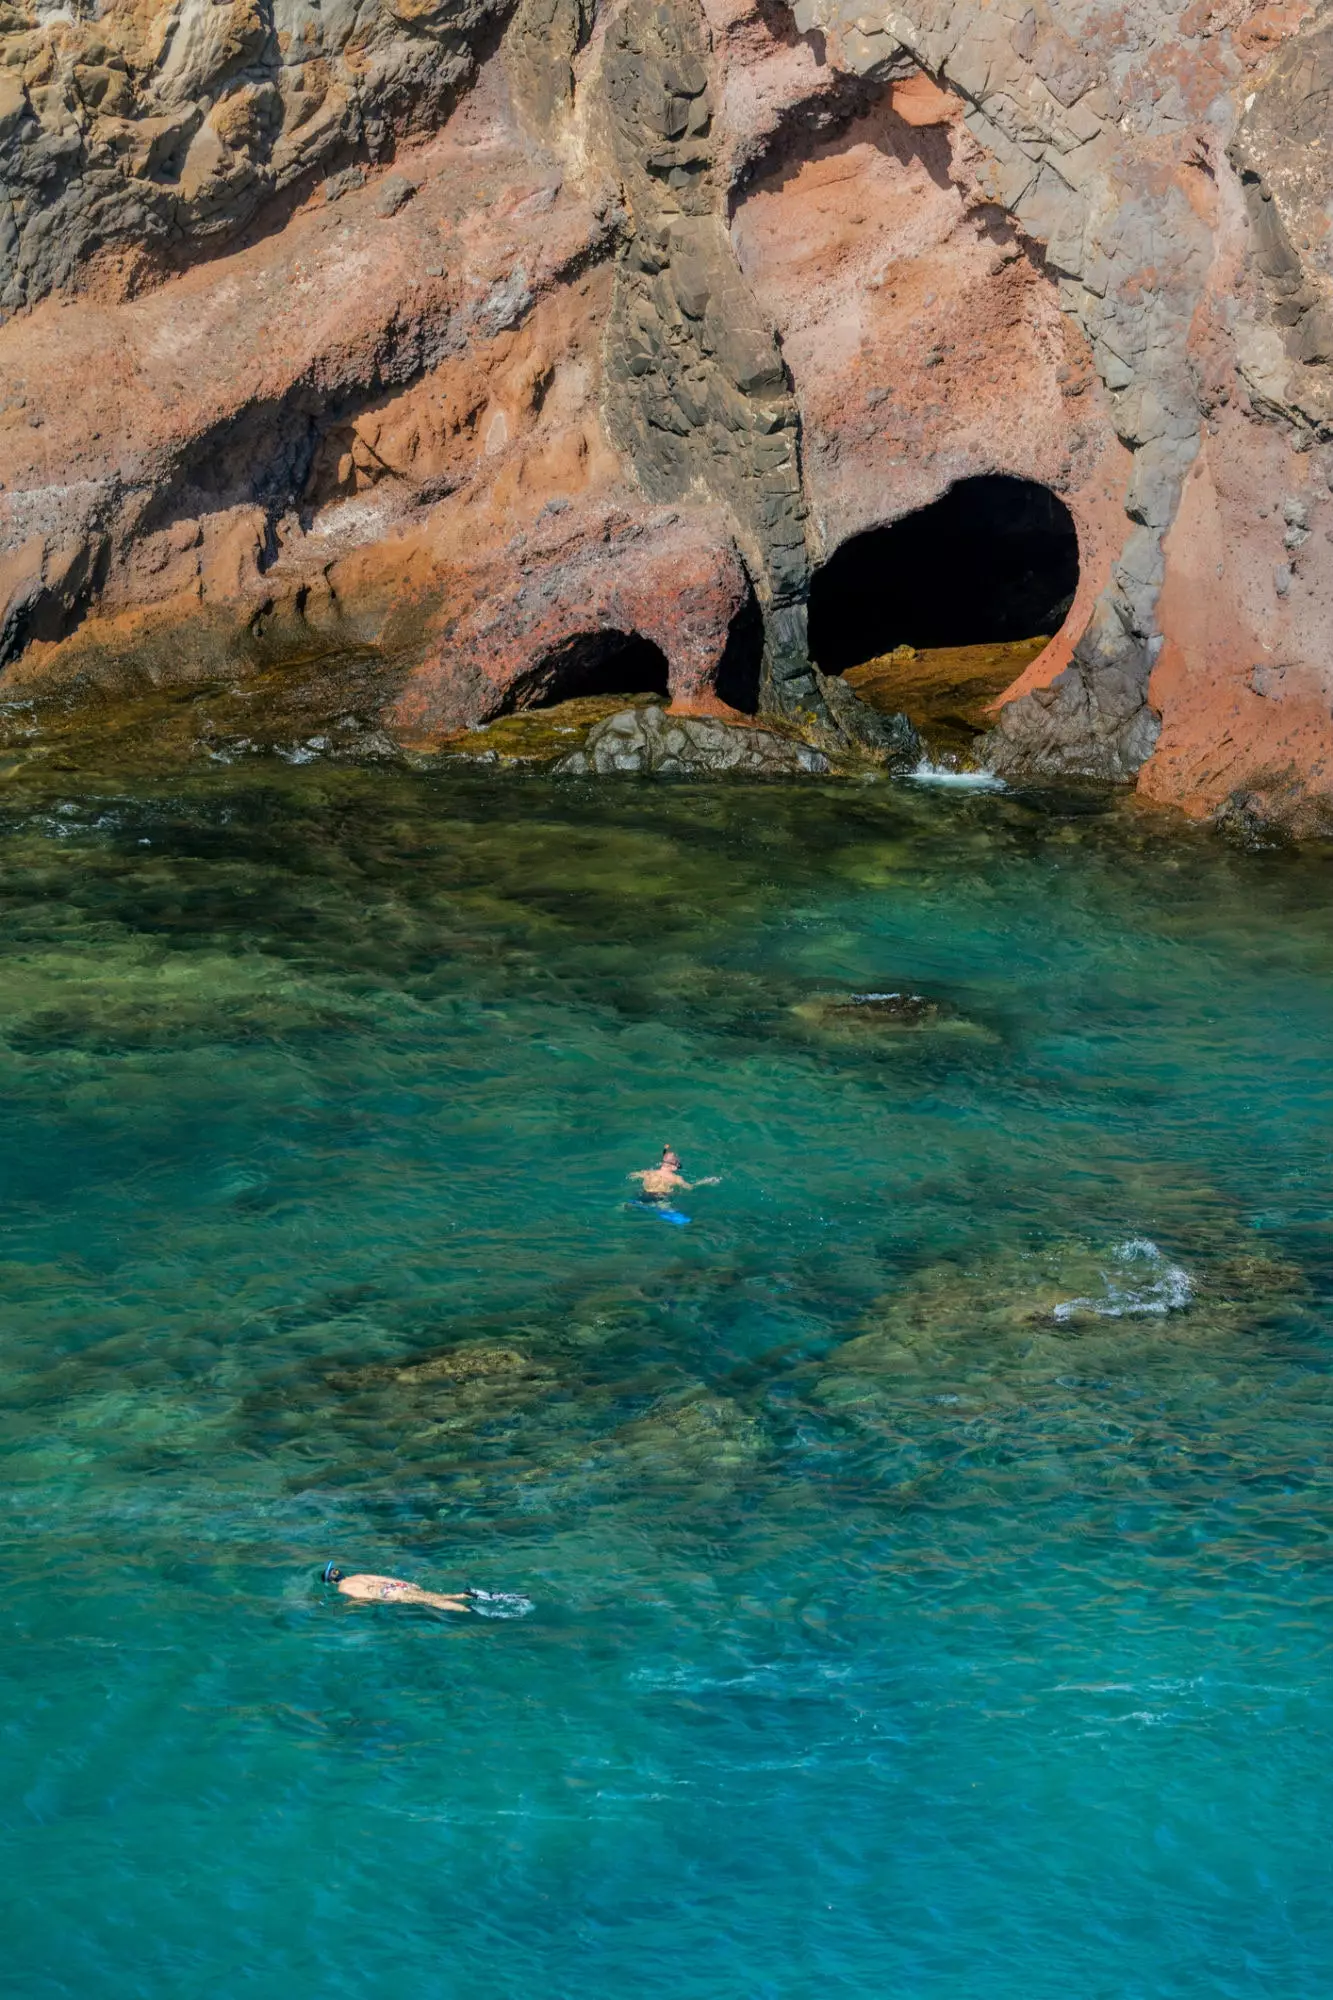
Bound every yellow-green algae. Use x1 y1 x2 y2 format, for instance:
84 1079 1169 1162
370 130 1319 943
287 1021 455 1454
845 635 1050 762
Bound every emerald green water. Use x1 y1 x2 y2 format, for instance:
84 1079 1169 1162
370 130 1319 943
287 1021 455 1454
4 768 1333 1997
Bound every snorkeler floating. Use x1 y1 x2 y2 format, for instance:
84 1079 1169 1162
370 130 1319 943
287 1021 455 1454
627 1146 721 1227
323 1563 473 1611
321 1563 533 1618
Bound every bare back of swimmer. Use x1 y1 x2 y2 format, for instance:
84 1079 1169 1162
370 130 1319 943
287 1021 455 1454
323 1563 471 1612
629 1146 721 1201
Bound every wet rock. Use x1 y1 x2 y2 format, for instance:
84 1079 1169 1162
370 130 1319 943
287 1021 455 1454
439 694 661 768
823 1241 1191 1373
820 991 943 1026
844 640 1048 767
817 1232 1311 1388
1212 790 1297 852
554 705 830 776
793 989 996 1043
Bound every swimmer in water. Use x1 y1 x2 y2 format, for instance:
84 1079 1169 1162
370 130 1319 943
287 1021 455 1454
322 1562 472 1612
629 1146 721 1202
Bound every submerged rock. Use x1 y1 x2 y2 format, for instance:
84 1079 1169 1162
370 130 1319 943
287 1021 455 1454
326 1340 556 1399
393 1343 550 1384
554 706 830 777
792 989 995 1043
819 1229 1311 1388
607 1388 767 1474
820 991 945 1026
1202 1251 1311 1306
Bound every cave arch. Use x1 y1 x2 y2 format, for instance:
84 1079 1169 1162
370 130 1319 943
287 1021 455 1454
807 475 1080 672
506 630 672 710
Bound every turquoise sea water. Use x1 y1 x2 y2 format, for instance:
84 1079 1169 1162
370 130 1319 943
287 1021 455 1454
3 766 1333 1998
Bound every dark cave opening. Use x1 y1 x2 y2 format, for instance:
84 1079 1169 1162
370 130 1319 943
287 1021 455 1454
511 631 672 709
807 475 1080 672
714 589 764 715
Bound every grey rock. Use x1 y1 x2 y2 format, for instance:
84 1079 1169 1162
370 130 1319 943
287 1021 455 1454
374 174 417 218
554 704 831 776
0 0 509 312
600 0 822 720
323 168 367 205
812 669 922 767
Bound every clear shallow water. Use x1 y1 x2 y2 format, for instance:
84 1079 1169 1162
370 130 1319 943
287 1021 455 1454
3 768 1333 1997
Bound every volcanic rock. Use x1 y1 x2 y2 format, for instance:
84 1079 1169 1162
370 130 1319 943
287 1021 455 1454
820 992 945 1026
554 704 834 775
1 0 1333 826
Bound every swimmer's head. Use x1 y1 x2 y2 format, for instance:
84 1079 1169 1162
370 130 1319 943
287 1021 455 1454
322 1561 344 1585
662 1146 680 1168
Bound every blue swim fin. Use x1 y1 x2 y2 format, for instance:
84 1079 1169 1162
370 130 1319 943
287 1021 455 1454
626 1197 690 1227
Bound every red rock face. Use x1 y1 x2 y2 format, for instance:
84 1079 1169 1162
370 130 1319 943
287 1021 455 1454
729 87 1133 705
4 0 1333 825
1144 419 1333 834
387 501 752 743
1138 155 1333 835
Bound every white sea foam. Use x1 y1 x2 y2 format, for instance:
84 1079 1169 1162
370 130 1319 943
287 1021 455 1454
466 1589 535 1619
1053 1237 1193 1322
906 759 1007 791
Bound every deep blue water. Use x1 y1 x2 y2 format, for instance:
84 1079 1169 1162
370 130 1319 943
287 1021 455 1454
3 768 1332 1997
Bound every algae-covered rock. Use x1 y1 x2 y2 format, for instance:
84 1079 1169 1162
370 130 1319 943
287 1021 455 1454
606 1388 767 1475
555 706 830 777
816 991 945 1027
325 1340 556 1401
791 989 996 1046
827 1249 1093 1374
438 695 664 769
845 638 1049 766
821 1229 1311 1388
394 1343 551 1384
1203 1252 1311 1306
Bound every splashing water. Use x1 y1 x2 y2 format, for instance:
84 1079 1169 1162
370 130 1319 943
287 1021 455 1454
907 758 1007 789
465 1589 537 1619
1052 1237 1196 1321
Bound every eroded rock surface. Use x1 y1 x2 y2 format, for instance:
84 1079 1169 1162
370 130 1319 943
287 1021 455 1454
554 702 836 773
3 0 1333 825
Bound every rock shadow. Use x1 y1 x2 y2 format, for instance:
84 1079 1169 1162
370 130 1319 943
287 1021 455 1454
730 80 957 213
503 631 672 710
808 475 1079 671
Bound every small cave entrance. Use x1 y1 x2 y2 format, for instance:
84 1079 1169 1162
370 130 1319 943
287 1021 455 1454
508 630 672 710
807 475 1080 672
713 589 764 715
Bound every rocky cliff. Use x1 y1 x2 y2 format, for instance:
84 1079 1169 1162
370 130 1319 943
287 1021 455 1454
3 0 1333 825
